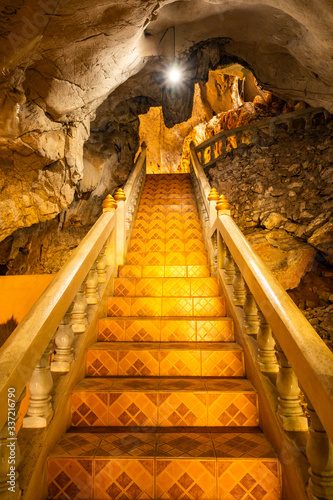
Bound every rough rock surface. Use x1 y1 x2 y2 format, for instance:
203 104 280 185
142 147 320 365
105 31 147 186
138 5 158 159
208 115 333 281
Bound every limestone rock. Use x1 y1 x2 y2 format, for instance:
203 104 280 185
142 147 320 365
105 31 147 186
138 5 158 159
308 222 333 264
247 230 316 290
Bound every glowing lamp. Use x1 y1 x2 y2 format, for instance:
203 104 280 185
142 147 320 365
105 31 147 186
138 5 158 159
168 67 181 83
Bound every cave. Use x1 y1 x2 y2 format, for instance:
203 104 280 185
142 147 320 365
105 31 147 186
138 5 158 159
0 2 332 500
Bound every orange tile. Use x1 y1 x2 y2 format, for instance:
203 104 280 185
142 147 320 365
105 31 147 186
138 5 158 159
108 392 158 426
108 297 131 317
184 228 203 240
158 392 207 426
166 219 183 230
146 239 165 252
156 459 216 499
165 239 185 252
186 252 208 265
162 297 193 316
125 319 161 342
118 350 159 376
118 265 142 278
159 350 200 376
183 219 201 230
144 252 165 265
201 350 244 377
114 278 136 297
217 459 281 500
193 297 225 316
187 266 210 277
127 252 145 266
94 459 154 500
165 252 186 266
129 239 146 252
131 297 162 316
146 228 166 240
134 220 149 230
71 392 108 426
98 319 126 341
165 228 184 240
48 458 93 499
164 266 187 277
148 220 166 230
160 320 196 342
197 320 234 342
162 278 191 297
142 266 165 278
184 239 205 252
86 350 118 376
135 278 163 297
190 278 219 297
207 393 258 427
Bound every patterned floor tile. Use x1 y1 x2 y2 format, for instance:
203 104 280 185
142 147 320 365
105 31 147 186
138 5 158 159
129 239 146 252
118 265 142 278
196 320 234 342
160 320 196 342
207 393 258 427
217 459 281 500
158 392 207 427
71 392 108 426
162 278 191 297
146 239 166 252
125 319 161 342
162 297 193 316
201 350 244 377
131 297 162 316
164 266 187 277
165 252 186 266
159 350 201 376
114 278 136 297
108 297 131 316
118 349 159 376
135 278 163 297
96 432 157 458
98 319 126 341
190 278 219 297
159 378 206 392
108 392 158 426
86 350 118 376
187 266 210 277
49 433 101 458
142 266 165 278
94 459 154 499
127 252 145 265
156 459 216 499
193 297 225 316
212 432 276 459
184 239 205 252
48 458 93 499
165 239 186 252
156 432 215 458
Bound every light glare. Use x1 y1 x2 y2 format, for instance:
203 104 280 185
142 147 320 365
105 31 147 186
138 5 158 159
169 68 181 83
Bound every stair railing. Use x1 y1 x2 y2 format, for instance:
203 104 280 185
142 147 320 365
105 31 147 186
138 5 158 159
195 106 329 168
189 141 333 500
0 145 146 499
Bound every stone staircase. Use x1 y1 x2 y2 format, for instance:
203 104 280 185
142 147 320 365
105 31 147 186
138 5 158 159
47 174 282 499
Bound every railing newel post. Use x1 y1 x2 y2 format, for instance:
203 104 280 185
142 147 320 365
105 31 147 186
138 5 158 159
51 306 75 373
275 340 308 432
23 340 54 428
305 396 333 500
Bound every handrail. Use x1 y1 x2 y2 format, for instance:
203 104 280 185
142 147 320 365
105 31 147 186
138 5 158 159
195 106 328 167
124 144 147 213
0 211 115 432
189 130 333 499
213 214 333 442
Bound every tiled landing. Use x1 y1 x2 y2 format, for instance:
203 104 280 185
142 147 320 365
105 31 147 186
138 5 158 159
48 429 281 499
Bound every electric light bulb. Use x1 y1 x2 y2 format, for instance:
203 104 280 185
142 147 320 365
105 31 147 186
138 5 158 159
169 68 181 83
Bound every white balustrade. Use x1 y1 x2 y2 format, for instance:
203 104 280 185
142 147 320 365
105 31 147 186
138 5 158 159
51 307 74 372
71 282 88 333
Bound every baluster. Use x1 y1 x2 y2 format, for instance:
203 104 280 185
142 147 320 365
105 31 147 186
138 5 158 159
51 307 74 372
23 340 54 428
224 246 235 285
217 232 226 270
96 246 107 283
85 262 99 304
199 148 205 164
269 122 275 137
257 311 279 372
233 263 246 306
71 282 88 333
252 128 258 144
243 284 260 336
286 118 293 133
236 132 242 147
0 389 25 499
275 340 308 431
306 397 333 500
305 114 313 129
210 144 215 162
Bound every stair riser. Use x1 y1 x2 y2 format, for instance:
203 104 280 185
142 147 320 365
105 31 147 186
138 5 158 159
99 318 234 342
107 297 225 317
131 228 203 240
48 456 281 500
118 265 211 278
129 239 206 252
71 391 258 427
133 220 201 231
86 349 244 377
126 252 207 266
114 277 218 297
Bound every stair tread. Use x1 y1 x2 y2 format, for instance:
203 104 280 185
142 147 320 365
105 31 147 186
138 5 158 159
101 316 232 321
49 428 277 460
73 376 255 393
88 341 242 351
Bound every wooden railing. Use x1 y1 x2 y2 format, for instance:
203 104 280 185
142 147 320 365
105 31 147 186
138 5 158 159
195 106 329 167
189 141 333 500
0 146 146 499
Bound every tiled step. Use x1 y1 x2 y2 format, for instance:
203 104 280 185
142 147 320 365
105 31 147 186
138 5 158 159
71 377 258 428
98 317 234 342
48 429 281 500
133 219 201 231
126 251 207 266
129 238 205 252
141 192 195 199
86 342 244 377
131 227 203 240
136 212 199 221
107 296 225 317
118 265 210 278
114 277 219 297
134 206 198 217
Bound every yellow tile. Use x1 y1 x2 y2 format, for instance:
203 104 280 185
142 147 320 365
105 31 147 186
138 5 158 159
144 252 165 266
98 319 125 341
165 239 185 252
118 265 142 278
160 320 196 342
142 266 165 278
197 320 234 342
201 350 244 377
129 239 146 252
186 252 208 265
187 266 210 277
207 393 258 427
158 392 207 427
193 297 225 316
165 252 186 266
131 297 162 316
127 252 145 265
164 266 187 277
108 392 158 426
118 350 159 376
162 297 193 316
190 278 219 297
114 278 136 296
146 239 165 252
162 278 191 297
125 319 161 342
159 350 201 376
108 297 131 317
135 278 163 297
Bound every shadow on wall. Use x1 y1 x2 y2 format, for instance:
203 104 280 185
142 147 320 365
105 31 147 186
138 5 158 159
0 316 18 348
